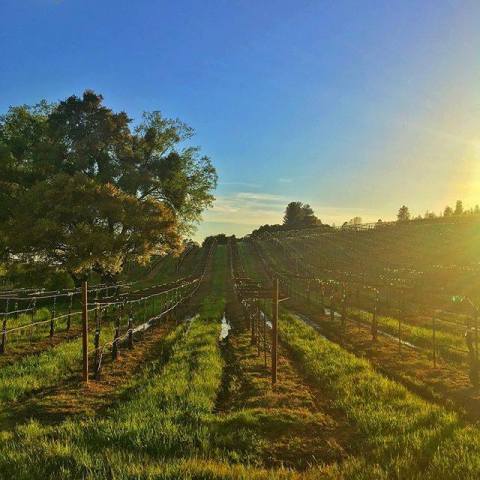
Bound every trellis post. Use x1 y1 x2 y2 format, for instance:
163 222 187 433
372 294 378 341
49 296 57 337
128 314 134 349
263 308 267 367
475 310 479 362
66 294 73 331
82 281 89 384
272 277 279 385
0 314 6 354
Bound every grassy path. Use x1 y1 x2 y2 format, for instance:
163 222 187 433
238 239 480 477
277 309 480 479
0 245 351 479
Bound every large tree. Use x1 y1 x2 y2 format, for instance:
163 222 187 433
0 91 217 283
283 201 319 228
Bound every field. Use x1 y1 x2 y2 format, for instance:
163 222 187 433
4 4 480 478
1 219 480 478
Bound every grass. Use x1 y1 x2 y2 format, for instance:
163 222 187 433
278 309 480 479
0 276 184 406
0 247 229 478
0 245 344 479
5 241 480 478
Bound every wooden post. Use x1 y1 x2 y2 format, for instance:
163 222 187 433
398 295 405 354
475 310 479 362
82 281 89 384
52 295 57 318
263 308 267 367
398 317 402 354
250 303 255 345
1 299 9 353
0 314 6 354
112 324 120 360
372 299 378 342
272 278 279 385
341 288 347 331
127 314 134 349
49 296 56 337
93 313 101 378
319 284 325 314
256 306 261 356
432 315 437 368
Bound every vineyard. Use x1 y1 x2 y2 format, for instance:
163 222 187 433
1 219 480 478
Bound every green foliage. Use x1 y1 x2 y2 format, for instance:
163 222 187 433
397 204 410 222
283 201 319 228
0 91 217 281
5 262 74 290
455 200 464 216
279 311 480 478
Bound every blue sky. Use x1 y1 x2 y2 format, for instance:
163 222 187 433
1 0 479 240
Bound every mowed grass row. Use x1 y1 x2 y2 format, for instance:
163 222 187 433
0 246 275 479
240 241 480 477
278 309 480 479
0 245 346 480
0 286 172 406
7 243 480 478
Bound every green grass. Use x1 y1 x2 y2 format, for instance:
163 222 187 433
346 306 467 360
0 245 339 479
240 238 480 477
0 280 181 405
0 247 227 478
278 309 480 479
6 242 480 478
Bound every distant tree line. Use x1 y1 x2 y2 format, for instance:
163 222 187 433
392 200 480 224
248 198 480 238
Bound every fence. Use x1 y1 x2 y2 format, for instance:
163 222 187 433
250 237 480 380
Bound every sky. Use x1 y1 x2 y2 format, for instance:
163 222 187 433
1 0 479 241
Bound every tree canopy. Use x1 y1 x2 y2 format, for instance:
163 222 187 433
0 90 217 282
454 200 464 216
397 205 411 222
283 201 319 228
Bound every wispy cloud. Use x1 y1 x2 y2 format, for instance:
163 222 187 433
236 192 286 203
221 181 262 188
206 192 285 226
203 189 385 234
